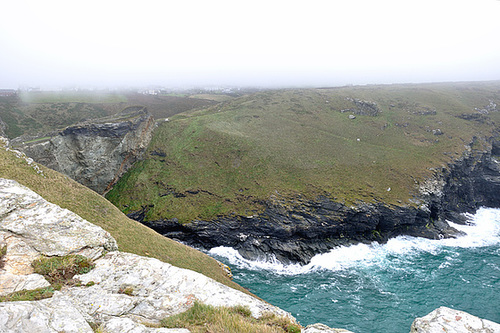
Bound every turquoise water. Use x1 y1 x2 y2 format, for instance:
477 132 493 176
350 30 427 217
210 208 500 333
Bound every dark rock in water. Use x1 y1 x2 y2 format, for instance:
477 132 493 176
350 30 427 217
11 106 155 194
131 136 500 265
138 199 461 265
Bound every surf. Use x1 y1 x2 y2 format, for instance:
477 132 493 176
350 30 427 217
209 208 500 333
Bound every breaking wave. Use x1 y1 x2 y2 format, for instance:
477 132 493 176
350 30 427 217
210 207 500 274
209 208 500 333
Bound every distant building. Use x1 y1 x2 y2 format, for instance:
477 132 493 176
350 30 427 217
138 89 160 95
0 89 17 97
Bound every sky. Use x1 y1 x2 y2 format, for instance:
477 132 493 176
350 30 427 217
1 0 500 89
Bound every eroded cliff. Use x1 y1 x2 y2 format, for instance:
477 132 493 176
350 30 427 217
12 106 155 194
135 137 500 265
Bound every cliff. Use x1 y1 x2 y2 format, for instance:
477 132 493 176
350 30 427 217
134 137 500 265
0 136 341 332
12 106 155 194
1 178 497 332
107 83 500 265
0 134 256 300
0 117 6 137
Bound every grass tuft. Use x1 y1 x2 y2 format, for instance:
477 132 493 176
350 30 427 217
88 322 107 333
32 254 95 285
160 301 300 333
118 286 134 296
0 245 6 269
0 287 55 302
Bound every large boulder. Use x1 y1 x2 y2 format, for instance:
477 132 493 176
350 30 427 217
411 307 500 333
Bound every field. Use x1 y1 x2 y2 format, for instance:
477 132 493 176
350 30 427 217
18 91 128 104
0 91 218 138
106 81 500 223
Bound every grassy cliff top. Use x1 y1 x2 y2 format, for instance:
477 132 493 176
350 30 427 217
0 140 247 295
106 81 500 223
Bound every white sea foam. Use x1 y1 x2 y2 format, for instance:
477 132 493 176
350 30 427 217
210 208 500 275
442 208 500 248
209 246 312 275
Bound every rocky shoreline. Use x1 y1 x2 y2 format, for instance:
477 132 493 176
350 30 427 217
2 176 499 332
132 137 500 265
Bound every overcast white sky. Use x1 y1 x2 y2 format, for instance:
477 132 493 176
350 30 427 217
1 0 500 89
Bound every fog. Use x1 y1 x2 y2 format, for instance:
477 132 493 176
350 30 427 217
1 0 500 89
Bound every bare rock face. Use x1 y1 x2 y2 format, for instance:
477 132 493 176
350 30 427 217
410 307 500 333
68 251 291 325
0 295 93 333
0 178 117 296
0 177 293 332
0 117 6 137
303 323 355 333
14 106 155 194
100 317 189 333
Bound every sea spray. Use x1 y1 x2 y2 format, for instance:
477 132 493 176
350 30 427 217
209 208 500 333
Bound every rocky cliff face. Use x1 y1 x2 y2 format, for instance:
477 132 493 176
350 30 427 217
0 178 293 332
433 138 500 221
134 137 500 265
13 106 155 194
0 178 117 297
139 197 459 265
1 169 497 332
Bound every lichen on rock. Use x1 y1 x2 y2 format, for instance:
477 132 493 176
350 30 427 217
411 307 500 333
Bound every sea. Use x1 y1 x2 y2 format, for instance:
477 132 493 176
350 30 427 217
208 207 500 333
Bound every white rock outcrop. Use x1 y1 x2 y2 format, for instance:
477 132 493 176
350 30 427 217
0 178 292 332
0 295 93 333
0 178 117 296
67 251 290 324
100 317 189 333
303 323 355 333
410 306 500 333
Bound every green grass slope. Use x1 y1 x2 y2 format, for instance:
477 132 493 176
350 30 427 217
106 81 500 223
0 140 248 295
